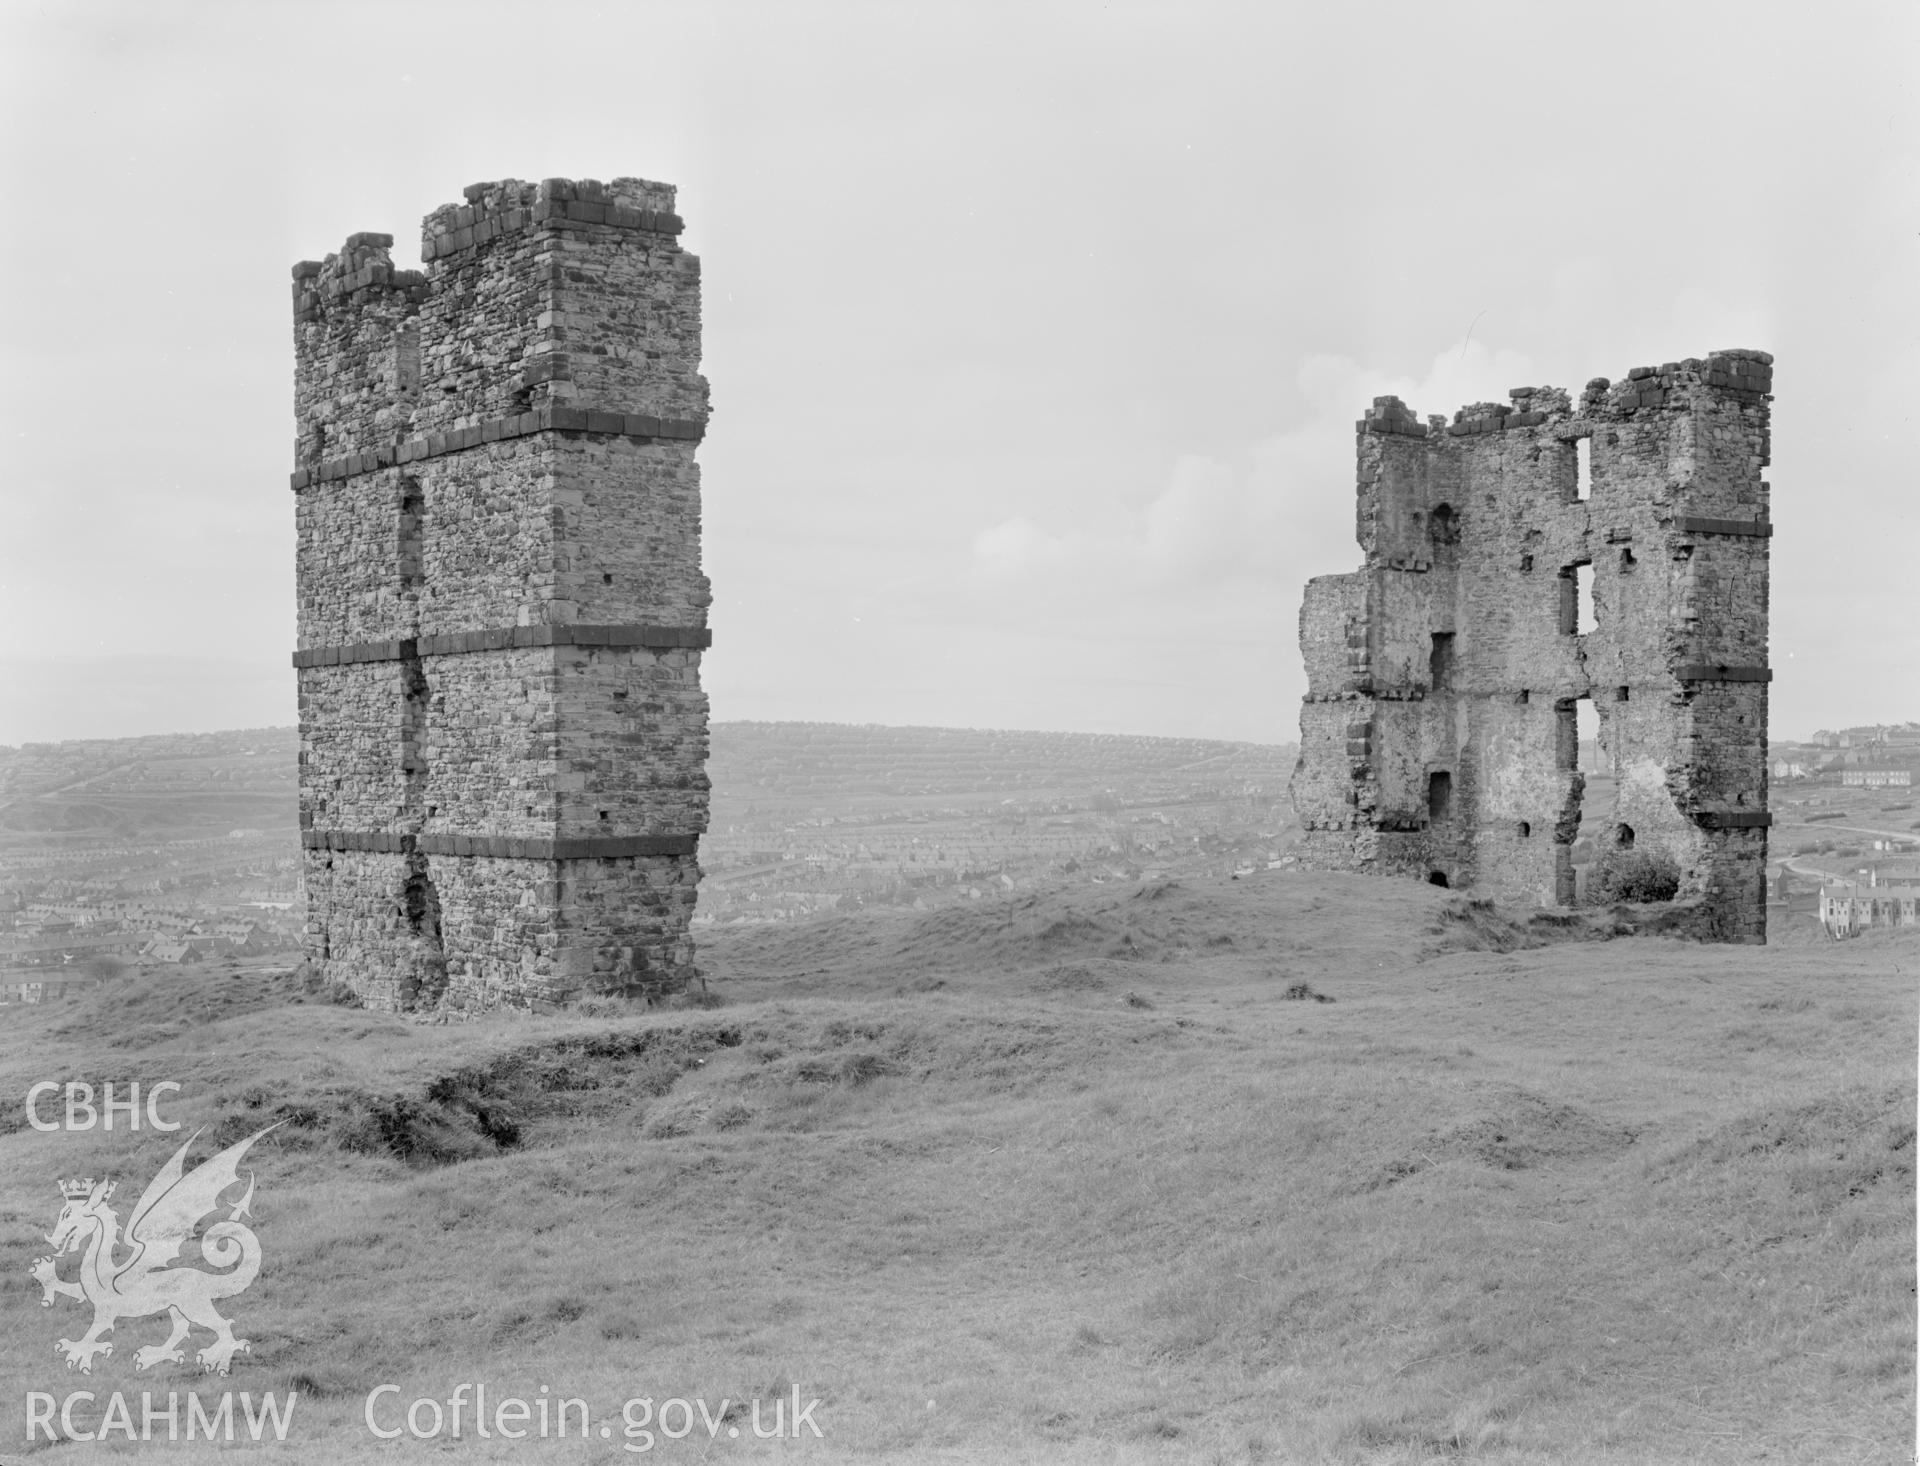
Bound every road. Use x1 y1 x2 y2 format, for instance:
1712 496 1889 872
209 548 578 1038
1775 820 1919 844
0 761 140 819
1780 855 1844 883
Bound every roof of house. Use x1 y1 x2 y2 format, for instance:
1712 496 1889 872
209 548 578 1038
1820 882 1920 901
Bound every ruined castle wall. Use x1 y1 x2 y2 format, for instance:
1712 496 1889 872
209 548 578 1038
549 646 710 839
1299 573 1365 700
407 177 705 434
1292 353 1771 940
300 848 450 1010
416 645 562 838
427 856 556 1007
411 442 560 631
290 241 425 471
292 177 712 1009
293 466 422 648
558 437 709 625
296 661 412 831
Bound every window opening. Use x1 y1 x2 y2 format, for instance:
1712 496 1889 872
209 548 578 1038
1577 696 1599 771
1428 632 1455 692
1560 562 1596 635
1573 436 1592 501
399 480 425 597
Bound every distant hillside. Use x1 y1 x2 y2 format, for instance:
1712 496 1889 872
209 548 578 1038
701 723 1300 923
0 727 297 843
0 722 1297 844
710 721 1297 809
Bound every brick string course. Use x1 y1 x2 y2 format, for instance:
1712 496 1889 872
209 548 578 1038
299 831 698 859
1290 351 1773 942
291 623 712 670
293 175 712 1010
287 404 705 491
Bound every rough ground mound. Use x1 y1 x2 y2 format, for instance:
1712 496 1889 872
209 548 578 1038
0 866 1908 1465
701 867 1577 997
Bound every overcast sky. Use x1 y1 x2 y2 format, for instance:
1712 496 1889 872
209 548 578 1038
1 1 1913 747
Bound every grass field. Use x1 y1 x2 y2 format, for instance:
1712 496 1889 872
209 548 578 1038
0 869 1912 1463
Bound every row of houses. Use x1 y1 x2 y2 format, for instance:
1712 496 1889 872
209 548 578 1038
1840 768 1913 788
1770 757 1915 783
0 920 277 968
1817 879 1920 938
0 977 105 1006
1809 724 1920 751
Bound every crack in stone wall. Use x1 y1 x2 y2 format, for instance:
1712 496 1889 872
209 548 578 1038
1290 352 1772 942
292 177 712 1009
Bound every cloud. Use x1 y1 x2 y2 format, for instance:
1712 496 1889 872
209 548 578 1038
966 279 1781 613
971 338 1542 595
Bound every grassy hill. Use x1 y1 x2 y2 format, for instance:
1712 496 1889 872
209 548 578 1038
0 868 1912 1462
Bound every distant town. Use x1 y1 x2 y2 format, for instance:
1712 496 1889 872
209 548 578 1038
1767 723 1920 937
2 718 1915 998
698 722 1299 926
0 727 300 1001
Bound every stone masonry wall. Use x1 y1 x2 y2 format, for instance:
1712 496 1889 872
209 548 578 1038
1290 352 1772 942
292 177 712 1009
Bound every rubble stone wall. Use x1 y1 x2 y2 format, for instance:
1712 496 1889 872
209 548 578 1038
292 177 712 1008
1291 353 1772 942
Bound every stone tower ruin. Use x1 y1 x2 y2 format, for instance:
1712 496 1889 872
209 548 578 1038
1290 351 1772 941
290 177 711 1008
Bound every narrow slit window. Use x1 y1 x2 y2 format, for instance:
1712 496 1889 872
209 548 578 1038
1428 632 1455 692
398 479 425 595
1573 437 1592 501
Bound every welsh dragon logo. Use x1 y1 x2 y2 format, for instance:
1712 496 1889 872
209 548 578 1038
30 1124 278 1376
